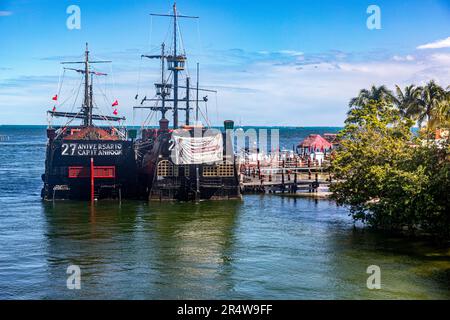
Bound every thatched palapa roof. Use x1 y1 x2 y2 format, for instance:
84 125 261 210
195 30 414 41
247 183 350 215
297 134 332 151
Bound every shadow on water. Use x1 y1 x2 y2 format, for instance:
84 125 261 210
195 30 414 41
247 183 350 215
324 222 450 300
2 195 448 300
240 195 450 300
41 200 241 299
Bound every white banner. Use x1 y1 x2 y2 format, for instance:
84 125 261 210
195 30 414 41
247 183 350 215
171 132 223 165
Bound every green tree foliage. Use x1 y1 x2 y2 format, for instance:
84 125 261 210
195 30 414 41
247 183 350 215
392 81 449 131
331 83 450 239
348 85 393 110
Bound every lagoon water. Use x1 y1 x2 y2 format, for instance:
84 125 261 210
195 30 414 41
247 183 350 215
0 126 449 299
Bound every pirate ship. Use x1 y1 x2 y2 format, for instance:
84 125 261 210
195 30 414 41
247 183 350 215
134 3 241 201
41 44 138 201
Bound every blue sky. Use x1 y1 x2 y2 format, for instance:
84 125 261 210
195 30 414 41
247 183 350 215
0 0 449 125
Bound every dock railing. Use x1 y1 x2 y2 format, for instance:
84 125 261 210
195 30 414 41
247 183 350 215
238 152 333 194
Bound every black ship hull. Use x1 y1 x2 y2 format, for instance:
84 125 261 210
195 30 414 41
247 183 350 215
149 164 241 201
42 136 139 201
42 44 139 201
138 127 242 202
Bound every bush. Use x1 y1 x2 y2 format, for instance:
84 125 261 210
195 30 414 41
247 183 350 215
331 100 450 239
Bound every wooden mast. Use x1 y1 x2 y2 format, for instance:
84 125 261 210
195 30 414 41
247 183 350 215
173 3 179 128
84 43 91 126
52 44 125 124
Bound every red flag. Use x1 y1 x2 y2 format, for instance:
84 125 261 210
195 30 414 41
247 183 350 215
112 100 119 107
52 94 58 101
113 109 118 115
52 106 56 112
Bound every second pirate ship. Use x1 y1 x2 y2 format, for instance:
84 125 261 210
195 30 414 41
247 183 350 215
134 3 241 201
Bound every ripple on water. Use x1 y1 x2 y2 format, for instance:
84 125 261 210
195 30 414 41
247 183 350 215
0 127 449 299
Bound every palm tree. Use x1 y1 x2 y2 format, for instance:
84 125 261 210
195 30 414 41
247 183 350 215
392 84 421 118
348 82 449 131
349 85 393 110
415 81 447 129
427 87 450 130
346 85 395 126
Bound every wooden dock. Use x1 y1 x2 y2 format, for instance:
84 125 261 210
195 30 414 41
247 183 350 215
239 163 333 194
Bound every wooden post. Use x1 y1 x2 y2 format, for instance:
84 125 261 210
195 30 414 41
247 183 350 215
281 160 285 193
294 169 298 194
90 157 94 203
260 178 264 193
257 160 261 179
196 166 200 202
315 173 319 193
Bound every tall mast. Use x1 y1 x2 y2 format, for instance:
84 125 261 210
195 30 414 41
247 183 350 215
89 73 94 126
138 3 200 127
84 42 91 126
185 77 190 125
161 43 166 119
196 63 199 123
54 45 125 124
173 3 179 129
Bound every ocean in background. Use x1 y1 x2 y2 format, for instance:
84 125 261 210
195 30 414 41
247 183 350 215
0 125 449 299
0 124 343 147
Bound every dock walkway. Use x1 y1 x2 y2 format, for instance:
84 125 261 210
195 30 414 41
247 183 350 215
239 163 333 194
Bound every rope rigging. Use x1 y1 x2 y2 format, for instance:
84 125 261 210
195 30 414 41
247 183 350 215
134 3 224 130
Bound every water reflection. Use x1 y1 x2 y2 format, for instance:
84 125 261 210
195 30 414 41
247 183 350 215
3 125 449 299
42 200 241 299
144 201 240 298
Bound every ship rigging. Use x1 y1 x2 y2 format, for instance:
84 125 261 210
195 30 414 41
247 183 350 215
48 43 125 127
134 2 241 201
41 44 139 201
133 3 217 129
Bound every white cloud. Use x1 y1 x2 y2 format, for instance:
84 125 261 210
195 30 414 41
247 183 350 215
277 50 304 57
417 36 450 49
0 11 12 17
392 55 415 61
430 53 450 64
2 47 450 126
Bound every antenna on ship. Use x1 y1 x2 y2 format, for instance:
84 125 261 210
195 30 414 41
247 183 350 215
49 43 125 126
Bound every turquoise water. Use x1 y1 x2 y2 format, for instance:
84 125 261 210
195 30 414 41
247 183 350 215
0 126 449 299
